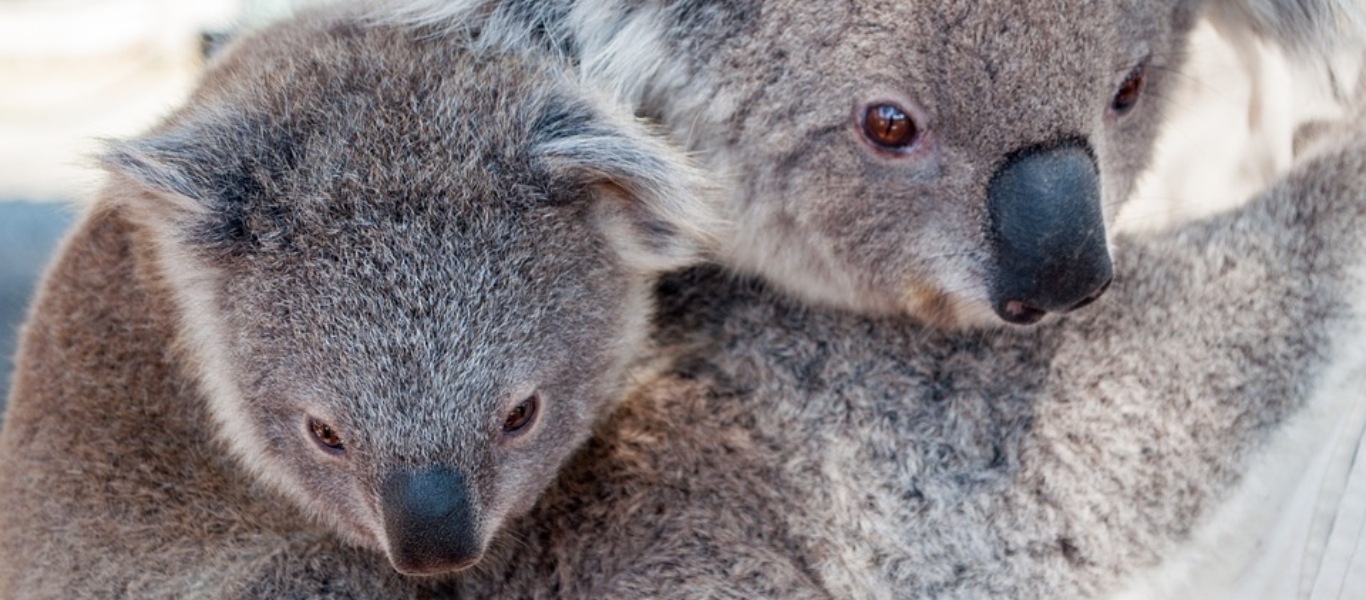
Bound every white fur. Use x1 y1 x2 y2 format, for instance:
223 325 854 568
1204 0 1366 56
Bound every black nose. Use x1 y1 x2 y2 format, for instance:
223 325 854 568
986 140 1113 325
380 467 481 574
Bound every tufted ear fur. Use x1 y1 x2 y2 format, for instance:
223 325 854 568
535 94 726 273
99 111 299 258
1204 0 1366 56
100 126 221 224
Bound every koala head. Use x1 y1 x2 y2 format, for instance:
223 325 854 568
102 16 716 575
619 0 1357 327
619 0 1195 327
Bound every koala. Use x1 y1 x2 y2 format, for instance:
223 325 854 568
0 5 719 597
439 103 1366 598
386 0 1364 327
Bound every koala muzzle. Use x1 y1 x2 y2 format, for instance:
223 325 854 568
986 140 1113 325
381 467 482 574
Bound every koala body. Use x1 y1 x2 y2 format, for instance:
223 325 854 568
389 0 1363 327
446 114 1366 598
0 6 717 596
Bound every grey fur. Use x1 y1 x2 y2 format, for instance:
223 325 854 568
444 110 1366 599
0 6 718 596
381 0 1363 327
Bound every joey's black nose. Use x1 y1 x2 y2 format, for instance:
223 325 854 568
987 140 1113 325
381 467 481 574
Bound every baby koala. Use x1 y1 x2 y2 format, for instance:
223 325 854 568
0 5 716 596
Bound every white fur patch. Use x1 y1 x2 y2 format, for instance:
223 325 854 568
1205 0 1366 57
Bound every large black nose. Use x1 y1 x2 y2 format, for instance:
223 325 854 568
986 140 1113 325
380 467 481 575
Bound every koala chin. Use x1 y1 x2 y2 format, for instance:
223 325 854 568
0 5 721 594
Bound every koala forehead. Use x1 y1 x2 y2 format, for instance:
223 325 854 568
689 0 1184 152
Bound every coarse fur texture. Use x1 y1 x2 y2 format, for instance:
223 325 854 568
438 111 1366 599
0 5 720 596
378 0 1365 327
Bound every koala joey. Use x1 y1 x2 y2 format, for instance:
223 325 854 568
0 6 718 596
391 0 1363 327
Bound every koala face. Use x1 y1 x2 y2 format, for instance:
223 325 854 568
647 0 1200 327
104 17 714 575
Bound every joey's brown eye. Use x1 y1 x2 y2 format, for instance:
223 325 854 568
861 103 920 149
1110 65 1147 116
308 417 346 455
503 393 539 435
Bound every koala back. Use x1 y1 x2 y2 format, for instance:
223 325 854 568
449 113 1366 598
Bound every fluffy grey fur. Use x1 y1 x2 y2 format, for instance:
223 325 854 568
380 0 1365 327
441 110 1366 599
0 6 719 597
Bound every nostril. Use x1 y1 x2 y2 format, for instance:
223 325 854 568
1002 300 1048 325
1066 276 1113 312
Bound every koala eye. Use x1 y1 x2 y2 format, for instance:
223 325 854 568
860 103 920 150
308 417 346 455
502 393 539 435
1109 65 1147 116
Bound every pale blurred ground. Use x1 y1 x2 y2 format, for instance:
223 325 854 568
0 0 335 203
0 5 1358 402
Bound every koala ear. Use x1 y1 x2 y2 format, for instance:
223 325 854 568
99 127 221 224
100 114 285 255
536 100 726 273
1204 0 1366 56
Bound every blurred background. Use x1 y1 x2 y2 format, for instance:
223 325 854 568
0 2 1357 402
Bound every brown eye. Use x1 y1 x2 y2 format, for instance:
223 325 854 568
861 103 920 149
308 417 346 455
503 394 539 435
1110 66 1146 116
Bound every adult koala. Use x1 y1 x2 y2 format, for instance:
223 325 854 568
438 93 1366 600
390 0 1363 326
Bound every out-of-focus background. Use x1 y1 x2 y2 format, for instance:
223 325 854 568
0 3 1358 402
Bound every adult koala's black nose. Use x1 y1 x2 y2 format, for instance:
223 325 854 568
986 140 1113 325
381 467 481 575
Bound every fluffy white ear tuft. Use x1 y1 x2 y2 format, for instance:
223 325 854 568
537 95 728 273
98 123 231 228
1205 0 1366 57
